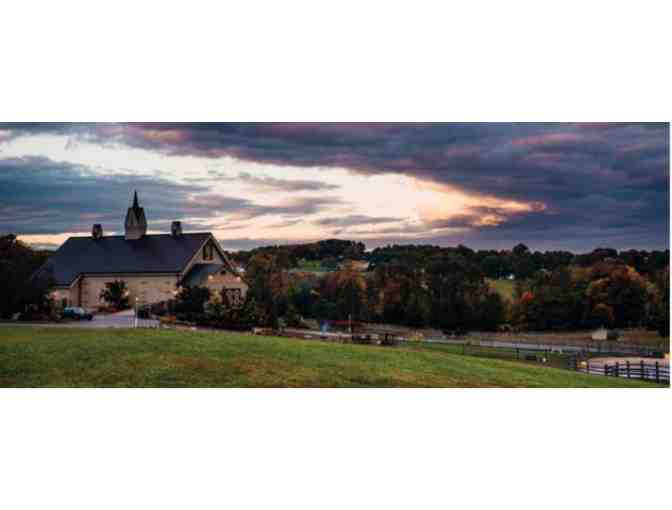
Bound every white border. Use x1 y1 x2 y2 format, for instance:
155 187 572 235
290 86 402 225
1 2 670 510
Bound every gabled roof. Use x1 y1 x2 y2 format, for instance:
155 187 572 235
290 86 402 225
41 233 217 286
182 263 224 287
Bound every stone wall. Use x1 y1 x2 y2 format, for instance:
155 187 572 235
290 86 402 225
80 274 180 309
52 270 248 310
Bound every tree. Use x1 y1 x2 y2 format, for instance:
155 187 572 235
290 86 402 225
514 267 589 331
283 302 304 328
425 253 487 332
586 266 649 328
591 303 615 328
320 265 368 321
99 280 130 310
403 288 430 328
174 285 211 315
287 281 318 318
481 255 505 279
477 292 506 331
0 234 53 318
513 243 530 257
322 256 339 270
512 255 536 279
651 267 669 337
245 253 289 328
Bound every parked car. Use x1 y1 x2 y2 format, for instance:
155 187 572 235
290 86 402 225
62 307 93 321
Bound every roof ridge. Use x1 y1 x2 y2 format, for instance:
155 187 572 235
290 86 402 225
65 232 213 240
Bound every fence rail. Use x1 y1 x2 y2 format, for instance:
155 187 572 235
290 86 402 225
574 359 669 384
263 327 671 384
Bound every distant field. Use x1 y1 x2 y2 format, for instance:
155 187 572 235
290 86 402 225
295 260 332 273
487 278 516 302
0 327 658 388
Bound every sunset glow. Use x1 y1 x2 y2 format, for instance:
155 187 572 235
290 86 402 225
0 123 668 252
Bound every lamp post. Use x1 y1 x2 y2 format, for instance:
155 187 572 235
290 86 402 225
134 297 139 328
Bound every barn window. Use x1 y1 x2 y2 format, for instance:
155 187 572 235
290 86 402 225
203 243 214 261
224 288 243 308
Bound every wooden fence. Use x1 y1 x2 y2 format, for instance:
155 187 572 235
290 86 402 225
572 358 669 384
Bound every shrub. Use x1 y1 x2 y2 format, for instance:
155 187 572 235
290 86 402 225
174 286 211 315
283 303 305 328
99 280 130 310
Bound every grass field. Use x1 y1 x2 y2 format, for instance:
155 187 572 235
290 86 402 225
0 326 662 388
294 260 332 273
486 278 516 302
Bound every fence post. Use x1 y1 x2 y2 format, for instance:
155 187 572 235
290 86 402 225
604 364 608 377
626 360 630 379
586 359 590 375
655 361 660 384
615 362 619 378
640 360 645 381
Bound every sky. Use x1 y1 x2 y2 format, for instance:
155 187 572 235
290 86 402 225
0 122 668 252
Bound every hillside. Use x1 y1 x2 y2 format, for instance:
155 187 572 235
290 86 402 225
0 327 658 388
487 278 516 302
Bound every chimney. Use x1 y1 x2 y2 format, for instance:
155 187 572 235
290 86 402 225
171 221 183 237
92 224 103 240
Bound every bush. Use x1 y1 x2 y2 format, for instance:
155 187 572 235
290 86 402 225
175 312 208 324
99 280 130 310
283 304 306 328
201 291 259 331
174 286 211 315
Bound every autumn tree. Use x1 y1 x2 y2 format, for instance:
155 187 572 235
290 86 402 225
318 265 368 322
586 266 649 328
245 252 291 328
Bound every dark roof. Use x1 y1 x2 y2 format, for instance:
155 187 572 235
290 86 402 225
42 233 213 286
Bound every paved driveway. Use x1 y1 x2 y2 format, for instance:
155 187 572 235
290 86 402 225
3 310 159 329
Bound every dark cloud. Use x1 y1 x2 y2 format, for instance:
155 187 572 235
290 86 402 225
0 156 340 235
1 123 668 250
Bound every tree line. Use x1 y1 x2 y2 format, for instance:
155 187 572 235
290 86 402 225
240 243 669 337
1 233 669 338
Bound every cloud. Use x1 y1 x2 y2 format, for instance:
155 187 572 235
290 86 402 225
1 123 668 250
314 214 403 228
227 171 340 192
0 156 341 235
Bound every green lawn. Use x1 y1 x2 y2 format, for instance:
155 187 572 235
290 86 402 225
0 326 661 388
487 278 516 302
